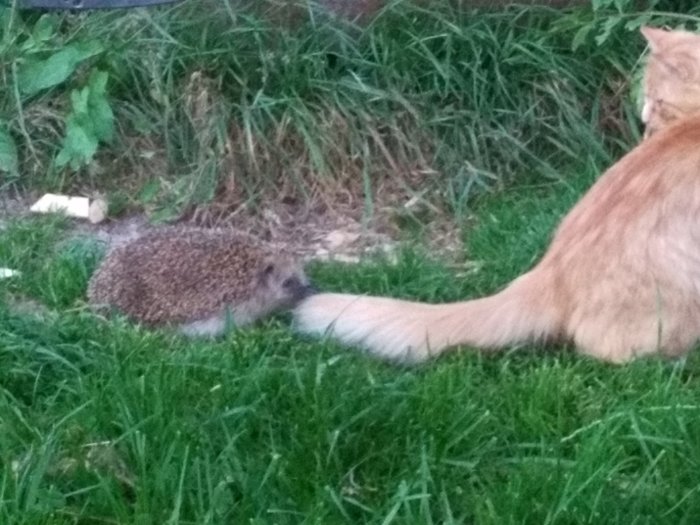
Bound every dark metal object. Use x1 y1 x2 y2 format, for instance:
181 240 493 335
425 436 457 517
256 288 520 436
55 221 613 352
18 0 180 9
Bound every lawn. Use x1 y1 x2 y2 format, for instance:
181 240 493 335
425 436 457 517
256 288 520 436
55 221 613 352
4 177 700 523
3 0 700 523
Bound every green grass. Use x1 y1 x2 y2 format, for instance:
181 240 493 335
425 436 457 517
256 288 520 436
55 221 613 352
5 0 694 219
4 174 700 523
4 1 700 523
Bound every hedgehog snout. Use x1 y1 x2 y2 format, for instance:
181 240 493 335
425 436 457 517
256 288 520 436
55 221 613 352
286 280 318 303
298 283 318 299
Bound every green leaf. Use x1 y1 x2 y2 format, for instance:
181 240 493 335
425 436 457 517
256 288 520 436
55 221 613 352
86 70 114 142
572 24 593 51
55 115 98 170
624 14 653 32
88 68 108 95
17 40 103 96
594 15 622 46
55 70 113 170
0 124 18 175
31 14 58 44
90 96 114 142
70 85 90 115
591 0 613 10
1 8 13 48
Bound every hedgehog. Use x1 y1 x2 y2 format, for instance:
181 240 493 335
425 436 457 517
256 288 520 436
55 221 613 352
87 227 315 336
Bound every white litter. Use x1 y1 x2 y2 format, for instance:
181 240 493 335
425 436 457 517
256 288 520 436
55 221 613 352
0 268 20 279
30 193 107 223
87 198 108 224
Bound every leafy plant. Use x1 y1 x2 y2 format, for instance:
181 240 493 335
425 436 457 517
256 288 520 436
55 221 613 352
55 69 114 170
17 39 103 96
1 8 113 177
1 0 700 216
562 0 700 51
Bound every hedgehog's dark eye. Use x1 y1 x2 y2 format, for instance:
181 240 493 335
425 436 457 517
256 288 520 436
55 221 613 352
282 277 300 289
263 264 275 276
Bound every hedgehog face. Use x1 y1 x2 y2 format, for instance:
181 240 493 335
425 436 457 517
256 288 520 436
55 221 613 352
258 259 316 312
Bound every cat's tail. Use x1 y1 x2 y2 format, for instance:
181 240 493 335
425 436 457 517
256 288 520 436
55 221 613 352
293 270 559 362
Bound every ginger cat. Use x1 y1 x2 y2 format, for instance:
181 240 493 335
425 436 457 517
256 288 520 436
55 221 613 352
294 26 700 364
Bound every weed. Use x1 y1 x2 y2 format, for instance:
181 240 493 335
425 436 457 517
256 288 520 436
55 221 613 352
1 1 697 220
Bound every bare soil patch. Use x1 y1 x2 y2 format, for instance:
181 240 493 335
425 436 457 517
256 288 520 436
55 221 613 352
1 186 463 267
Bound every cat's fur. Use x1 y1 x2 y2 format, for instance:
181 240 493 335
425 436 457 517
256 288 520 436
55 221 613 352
294 26 700 364
641 27 700 138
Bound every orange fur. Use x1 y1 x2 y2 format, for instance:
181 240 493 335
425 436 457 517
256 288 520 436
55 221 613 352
641 27 700 137
294 27 700 364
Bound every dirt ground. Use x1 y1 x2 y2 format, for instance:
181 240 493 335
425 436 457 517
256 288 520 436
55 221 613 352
1 188 454 263
1 187 467 268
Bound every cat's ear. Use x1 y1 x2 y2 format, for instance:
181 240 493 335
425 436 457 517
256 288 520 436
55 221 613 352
641 26 670 53
642 26 696 81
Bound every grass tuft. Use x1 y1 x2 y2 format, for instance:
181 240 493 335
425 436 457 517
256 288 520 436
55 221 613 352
5 0 695 219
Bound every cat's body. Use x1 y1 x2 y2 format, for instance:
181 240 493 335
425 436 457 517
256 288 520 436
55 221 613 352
294 27 700 364
89 227 314 336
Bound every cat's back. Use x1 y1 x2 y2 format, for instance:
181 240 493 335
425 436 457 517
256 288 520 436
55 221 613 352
639 112 700 162
544 113 700 258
